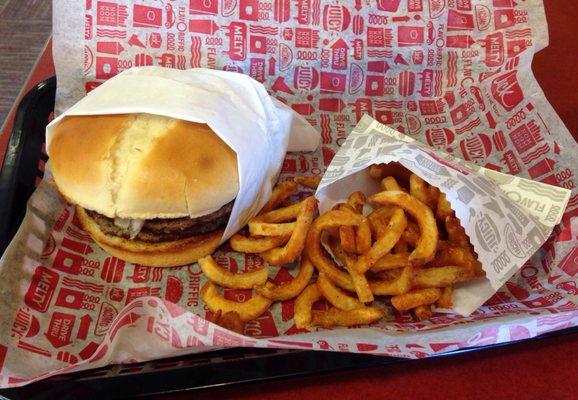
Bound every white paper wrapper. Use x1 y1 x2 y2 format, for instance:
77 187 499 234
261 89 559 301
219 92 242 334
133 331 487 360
317 115 571 315
46 66 321 242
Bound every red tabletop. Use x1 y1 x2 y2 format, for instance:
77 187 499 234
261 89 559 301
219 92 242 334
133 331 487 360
0 1 577 398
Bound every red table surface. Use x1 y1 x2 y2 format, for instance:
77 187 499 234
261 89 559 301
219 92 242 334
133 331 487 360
0 1 577 398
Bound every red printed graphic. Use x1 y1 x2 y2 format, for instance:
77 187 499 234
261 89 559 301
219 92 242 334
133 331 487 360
62 276 104 294
108 287 124 302
319 98 346 113
165 276 184 303
17 340 51 358
365 75 384 97
96 2 128 27
447 34 475 49
494 9 515 30
352 15 364 35
52 248 84 275
134 53 153 67
447 10 475 31
353 39 363 60
502 150 522 175
128 34 146 48
322 4 350 32
376 0 401 12
225 22 247 61
109 312 141 341
213 328 244 346
397 26 424 47
320 71 346 94
61 237 93 255
189 19 219 35
77 315 93 340
476 5 492 30
97 41 125 55
85 14 93 40
101 256 125 283
528 158 556 179
132 5 162 28
95 302 118 336
398 71 415 97
45 312 76 348
129 265 163 283
509 122 543 154
428 0 446 18
274 0 291 23
11 308 40 339
293 66 319 91
408 0 423 12
348 63 365 94
558 248 578 277
426 128 454 149
148 32 162 48
95 56 119 79
55 287 85 310
157 53 187 69
126 287 161 304
330 38 349 70
189 0 218 15
24 266 59 312
459 134 492 162
54 208 71 232
0 344 7 374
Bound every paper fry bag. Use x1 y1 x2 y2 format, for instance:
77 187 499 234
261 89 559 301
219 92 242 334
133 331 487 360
316 115 571 315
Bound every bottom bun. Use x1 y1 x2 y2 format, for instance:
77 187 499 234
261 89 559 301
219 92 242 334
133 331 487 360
77 206 222 267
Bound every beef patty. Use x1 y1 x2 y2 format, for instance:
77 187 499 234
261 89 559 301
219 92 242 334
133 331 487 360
85 201 234 243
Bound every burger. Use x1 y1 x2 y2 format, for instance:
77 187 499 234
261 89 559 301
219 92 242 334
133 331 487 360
49 113 239 267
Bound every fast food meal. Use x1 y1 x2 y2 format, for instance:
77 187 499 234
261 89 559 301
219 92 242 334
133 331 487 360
49 114 238 267
199 166 485 333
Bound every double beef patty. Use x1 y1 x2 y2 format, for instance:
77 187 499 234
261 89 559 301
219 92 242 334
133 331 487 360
86 201 234 243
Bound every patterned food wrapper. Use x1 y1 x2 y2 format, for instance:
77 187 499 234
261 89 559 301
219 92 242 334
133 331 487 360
316 114 571 315
45 65 321 243
1 0 578 389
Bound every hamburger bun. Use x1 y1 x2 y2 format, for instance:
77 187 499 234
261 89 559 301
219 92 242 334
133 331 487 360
49 113 239 266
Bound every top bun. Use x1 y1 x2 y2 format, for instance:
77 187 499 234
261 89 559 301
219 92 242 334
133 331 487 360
49 114 239 219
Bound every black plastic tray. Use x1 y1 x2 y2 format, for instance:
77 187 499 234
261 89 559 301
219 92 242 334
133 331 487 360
1 78 577 400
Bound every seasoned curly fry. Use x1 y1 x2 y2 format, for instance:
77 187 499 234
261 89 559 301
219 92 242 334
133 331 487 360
261 180 299 213
248 221 296 237
445 216 470 248
369 265 413 296
294 175 322 189
311 306 388 328
254 257 314 301
305 210 363 291
436 192 453 220
294 283 322 329
391 288 442 311
260 197 318 265
318 273 364 311
436 286 453 309
230 233 289 253
353 208 407 273
199 255 268 289
208 310 246 334
201 282 272 322
327 236 374 303
412 305 433 321
369 190 438 266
